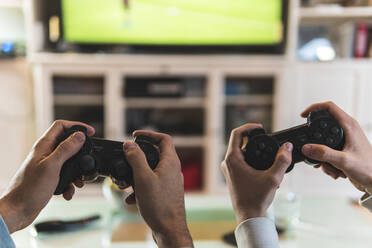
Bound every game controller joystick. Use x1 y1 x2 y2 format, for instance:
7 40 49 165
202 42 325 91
54 125 159 195
244 110 345 173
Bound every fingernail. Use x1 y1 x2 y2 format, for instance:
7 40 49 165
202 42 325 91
302 144 312 154
123 142 137 152
286 142 293 152
73 132 85 143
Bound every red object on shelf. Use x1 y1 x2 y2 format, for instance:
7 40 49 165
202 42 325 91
354 23 368 58
182 162 202 191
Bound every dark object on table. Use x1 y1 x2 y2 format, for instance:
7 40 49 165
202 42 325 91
33 215 101 234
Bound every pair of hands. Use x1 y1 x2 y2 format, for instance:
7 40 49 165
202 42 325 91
223 101 372 224
0 120 193 248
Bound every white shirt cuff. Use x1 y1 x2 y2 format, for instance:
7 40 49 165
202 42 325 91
359 193 372 212
234 217 279 248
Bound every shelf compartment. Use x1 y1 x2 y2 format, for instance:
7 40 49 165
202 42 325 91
225 105 273 142
53 76 104 95
225 95 273 106
225 77 274 96
124 76 206 98
124 97 205 108
125 108 205 136
54 94 103 105
176 147 204 191
54 105 104 138
300 6 372 19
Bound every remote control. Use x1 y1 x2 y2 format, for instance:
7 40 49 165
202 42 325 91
244 110 345 172
54 125 159 195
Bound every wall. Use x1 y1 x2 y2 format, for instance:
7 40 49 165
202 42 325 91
0 59 35 192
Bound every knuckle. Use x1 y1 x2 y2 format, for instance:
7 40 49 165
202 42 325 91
277 152 290 165
268 175 281 187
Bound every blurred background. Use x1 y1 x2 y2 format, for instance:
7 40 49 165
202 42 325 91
1 0 372 247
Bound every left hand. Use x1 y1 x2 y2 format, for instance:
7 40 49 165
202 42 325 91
0 120 95 233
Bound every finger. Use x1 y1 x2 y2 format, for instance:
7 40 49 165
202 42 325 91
63 184 75 201
46 131 86 171
123 141 154 179
133 130 175 159
300 101 354 134
73 179 84 188
268 142 293 176
319 163 347 179
125 193 136 205
34 120 95 154
302 144 346 171
227 123 263 154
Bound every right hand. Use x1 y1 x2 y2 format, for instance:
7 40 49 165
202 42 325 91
301 101 372 194
122 131 193 248
221 123 293 224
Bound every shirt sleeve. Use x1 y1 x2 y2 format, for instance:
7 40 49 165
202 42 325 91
359 193 372 212
0 215 15 248
234 217 279 248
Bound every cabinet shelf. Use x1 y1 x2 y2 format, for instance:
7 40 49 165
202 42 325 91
54 95 104 105
124 97 205 108
300 6 372 19
225 95 273 106
0 0 23 8
124 136 204 147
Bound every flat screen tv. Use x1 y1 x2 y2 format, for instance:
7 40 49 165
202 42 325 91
55 0 288 54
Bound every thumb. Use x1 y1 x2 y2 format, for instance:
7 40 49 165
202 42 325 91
123 141 153 179
47 131 86 170
269 142 293 176
302 144 346 170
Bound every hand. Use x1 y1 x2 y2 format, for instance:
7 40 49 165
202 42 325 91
221 123 293 224
0 120 95 233
122 131 193 248
301 101 372 193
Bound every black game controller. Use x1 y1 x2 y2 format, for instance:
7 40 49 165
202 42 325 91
244 110 345 172
54 125 159 195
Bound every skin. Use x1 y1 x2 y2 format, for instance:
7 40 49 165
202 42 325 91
221 123 293 223
0 120 95 233
123 130 193 248
301 101 372 194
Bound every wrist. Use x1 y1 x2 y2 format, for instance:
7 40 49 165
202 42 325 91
153 224 193 248
236 208 266 224
0 196 26 233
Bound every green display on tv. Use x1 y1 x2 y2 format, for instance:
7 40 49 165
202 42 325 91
62 0 283 45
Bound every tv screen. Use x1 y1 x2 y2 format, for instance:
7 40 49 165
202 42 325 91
59 0 287 53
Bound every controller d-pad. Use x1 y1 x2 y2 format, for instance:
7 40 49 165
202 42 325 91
326 137 335 145
258 142 266 150
78 155 96 175
331 126 340 135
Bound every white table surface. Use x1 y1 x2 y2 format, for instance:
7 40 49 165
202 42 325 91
11 194 372 248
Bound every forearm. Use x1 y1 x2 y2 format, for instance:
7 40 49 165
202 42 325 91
0 196 25 234
153 227 194 248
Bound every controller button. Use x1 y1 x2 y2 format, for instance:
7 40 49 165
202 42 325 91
79 155 96 174
314 132 322 140
262 154 269 161
258 142 266 150
326 137 335 145
319 121 328 129
331 126 340 135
